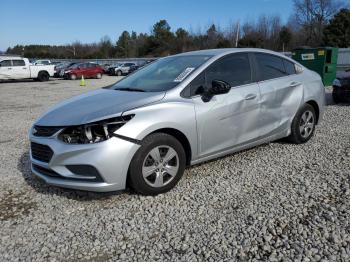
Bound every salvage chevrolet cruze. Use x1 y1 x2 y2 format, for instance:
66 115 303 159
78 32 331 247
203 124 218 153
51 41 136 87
29 49 325 195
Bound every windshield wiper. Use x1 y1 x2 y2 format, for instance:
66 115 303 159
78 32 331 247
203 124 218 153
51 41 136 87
115 88 145 92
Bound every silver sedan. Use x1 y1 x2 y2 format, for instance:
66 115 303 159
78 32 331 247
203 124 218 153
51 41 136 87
29 48 325 195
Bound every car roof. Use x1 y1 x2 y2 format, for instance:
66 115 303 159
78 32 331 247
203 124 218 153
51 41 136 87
173 48 286 58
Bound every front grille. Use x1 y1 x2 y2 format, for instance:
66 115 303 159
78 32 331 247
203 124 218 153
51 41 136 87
33 125 62 137
31 142 54 163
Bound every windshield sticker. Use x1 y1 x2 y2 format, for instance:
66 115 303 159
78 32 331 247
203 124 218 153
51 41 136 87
174 67 195 82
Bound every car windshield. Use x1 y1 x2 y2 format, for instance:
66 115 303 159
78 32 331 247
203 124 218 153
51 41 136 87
69 63 81 69
59 62 70 67
112 55 212 92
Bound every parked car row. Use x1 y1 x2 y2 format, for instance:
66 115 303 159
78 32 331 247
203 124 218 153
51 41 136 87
52 60 152 80
0 56 154 82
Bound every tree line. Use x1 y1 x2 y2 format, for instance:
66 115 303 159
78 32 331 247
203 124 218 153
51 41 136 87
5 0 350 59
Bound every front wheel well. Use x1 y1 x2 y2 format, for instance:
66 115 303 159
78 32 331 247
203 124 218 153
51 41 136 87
149 128 192 166
305 100 320 124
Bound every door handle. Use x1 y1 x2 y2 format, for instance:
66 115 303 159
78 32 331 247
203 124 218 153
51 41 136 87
244 94 257 100
7 68 12 70
289 81 301 87
22 67 27 69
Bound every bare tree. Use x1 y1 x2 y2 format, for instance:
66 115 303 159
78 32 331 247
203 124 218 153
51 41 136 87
293 0 343 45
225 20 240 47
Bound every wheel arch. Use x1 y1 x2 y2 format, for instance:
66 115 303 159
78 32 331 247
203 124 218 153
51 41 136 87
305 100 320 124
148 128 192 166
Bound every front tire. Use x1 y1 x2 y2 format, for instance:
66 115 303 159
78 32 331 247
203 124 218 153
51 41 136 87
96 73 102 79
116 70 122 76
128 133 186 195
288 104 316 144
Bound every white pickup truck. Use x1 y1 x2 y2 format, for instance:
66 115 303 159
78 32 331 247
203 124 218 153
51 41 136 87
0 57 55 81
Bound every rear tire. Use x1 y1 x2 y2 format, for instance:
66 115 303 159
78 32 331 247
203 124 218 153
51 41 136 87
128 133 186 195
288 104 316 144
332 92 340 104
116 70 122 76
37 71 49 82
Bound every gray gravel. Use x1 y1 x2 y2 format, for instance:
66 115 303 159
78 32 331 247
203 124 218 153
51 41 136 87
0 79 349 261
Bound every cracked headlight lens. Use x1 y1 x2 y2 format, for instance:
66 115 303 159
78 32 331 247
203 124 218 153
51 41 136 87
58 114 134 144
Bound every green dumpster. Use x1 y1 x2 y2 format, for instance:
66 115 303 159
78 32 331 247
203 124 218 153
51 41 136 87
292 47 338 86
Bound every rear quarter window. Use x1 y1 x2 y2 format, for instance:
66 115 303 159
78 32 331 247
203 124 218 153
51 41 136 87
283 59 296 75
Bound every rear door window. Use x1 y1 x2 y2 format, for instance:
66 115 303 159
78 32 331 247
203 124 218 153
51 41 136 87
206 53 252 87
255 53 288 81
12 60 25 66
0 60 12 67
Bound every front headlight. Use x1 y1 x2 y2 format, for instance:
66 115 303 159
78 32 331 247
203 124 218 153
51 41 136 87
333 79 341 87
58 114 134 144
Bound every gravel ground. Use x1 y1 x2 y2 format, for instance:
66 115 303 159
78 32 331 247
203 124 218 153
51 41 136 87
0 78 349 261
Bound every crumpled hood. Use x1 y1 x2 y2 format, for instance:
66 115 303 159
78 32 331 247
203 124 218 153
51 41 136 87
35 89 165 126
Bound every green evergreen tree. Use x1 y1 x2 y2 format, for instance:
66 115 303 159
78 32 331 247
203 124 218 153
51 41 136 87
324 8 350 47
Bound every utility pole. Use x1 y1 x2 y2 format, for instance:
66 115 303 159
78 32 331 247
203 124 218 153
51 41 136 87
67 46 76 58
235 21 240 48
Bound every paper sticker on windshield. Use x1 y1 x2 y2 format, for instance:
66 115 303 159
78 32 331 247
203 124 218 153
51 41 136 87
174 67 195 82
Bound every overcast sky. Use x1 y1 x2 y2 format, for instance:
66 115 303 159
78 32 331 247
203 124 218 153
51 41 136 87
0 0 294 51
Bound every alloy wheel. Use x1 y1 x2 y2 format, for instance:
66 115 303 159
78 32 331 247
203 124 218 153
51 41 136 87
299 110 315 139
142 145 179 188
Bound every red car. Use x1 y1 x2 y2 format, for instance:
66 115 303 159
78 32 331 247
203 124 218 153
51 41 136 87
64 62 103 80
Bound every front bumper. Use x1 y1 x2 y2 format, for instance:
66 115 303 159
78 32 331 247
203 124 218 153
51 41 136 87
29 130 140 192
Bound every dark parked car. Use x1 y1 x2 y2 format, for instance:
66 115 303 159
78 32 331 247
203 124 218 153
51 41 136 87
129 64 140 73
54 62 76 77
102 63 111 74
333 70 350 103
107 63 122 75
64 62 103 80
109 62 136 76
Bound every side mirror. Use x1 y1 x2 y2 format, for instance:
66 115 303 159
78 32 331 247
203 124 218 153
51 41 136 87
202 80 231 102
